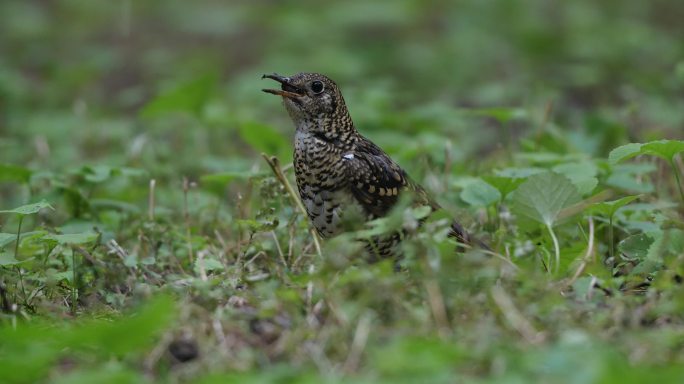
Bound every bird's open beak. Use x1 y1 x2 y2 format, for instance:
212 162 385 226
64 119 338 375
261 73 303 100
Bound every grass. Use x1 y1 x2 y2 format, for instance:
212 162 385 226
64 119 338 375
1 1 684 383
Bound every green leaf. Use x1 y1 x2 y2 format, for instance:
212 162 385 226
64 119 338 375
589 195 640 217
49 270 73 283
512 172 581 227
355 216 404 238
0 233 15 248
63 295 177 355
371 336 462 378
608 143 643 165
606 173 654 193
483 175 525 200
641 139 684 161
0 251 24 266
410 205 433 220
141 74 216 118
44 232 98 245
0 163 32 183
0 200 53 215
195 257 224 274
552 161 599 195
460 179 501 206
495 167 545 179
609 140 684 164
618 234 654 261
238 122 290 159
79 165 113 183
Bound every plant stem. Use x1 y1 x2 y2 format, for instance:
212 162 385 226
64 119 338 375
671 159 684 206
71 247 77 314
608 215 615 264
148 179 156 221
546 223 560 274
262 154 323 259
13 216 28 306
13 216 22 262
183 177 193 264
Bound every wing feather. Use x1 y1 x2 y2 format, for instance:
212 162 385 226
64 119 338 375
344 138 435 218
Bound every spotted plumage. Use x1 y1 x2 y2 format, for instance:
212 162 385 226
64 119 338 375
262 72 482 259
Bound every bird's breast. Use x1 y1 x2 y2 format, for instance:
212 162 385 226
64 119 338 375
293 130 363 237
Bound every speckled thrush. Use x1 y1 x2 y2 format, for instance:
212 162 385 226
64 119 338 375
262 72 486 258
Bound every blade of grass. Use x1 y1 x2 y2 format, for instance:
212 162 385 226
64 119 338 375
262 153 322 259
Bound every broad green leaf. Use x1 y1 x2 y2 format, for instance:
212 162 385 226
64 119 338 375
556 190 613 222
450 176 481 189
79 165 113 183
356 216 403 238
512 172 581 226
589 195 640 217
606 173 654 193
618 234 654 261
572 178 598 196
0 200 53 215
460 179 501 206
141 74 216 118
44 232 98 245
410 205 433 220
666 229 684 255
0 163 32 183
636 230 667 271
48 270 73 283
0 325 62 383
612 163 658 175
552 161 599 195
0 251 24 266
62 295 177 355
483 175 525 200
57 185 90 215
608 143 643 164
0 294 177 384
195 257 224 274
495 167 545 179
238 122 290 159
641 139 684 161
0 233 15 248
609 140 684 165
371 336 462 377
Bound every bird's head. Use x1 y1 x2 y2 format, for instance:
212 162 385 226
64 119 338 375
262 72 354 138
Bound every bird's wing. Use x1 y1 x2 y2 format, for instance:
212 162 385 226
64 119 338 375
344 138 436 218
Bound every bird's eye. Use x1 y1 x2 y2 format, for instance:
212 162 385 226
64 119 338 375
311 80 324 94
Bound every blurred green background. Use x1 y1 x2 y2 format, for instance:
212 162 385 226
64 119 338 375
2 0 683 192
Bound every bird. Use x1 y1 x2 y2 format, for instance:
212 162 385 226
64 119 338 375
262 72 486 259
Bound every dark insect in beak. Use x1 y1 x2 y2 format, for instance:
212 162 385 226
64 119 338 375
261 73 303 100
